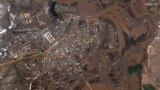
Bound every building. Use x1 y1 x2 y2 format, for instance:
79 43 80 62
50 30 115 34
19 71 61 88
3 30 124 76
41 29 58 46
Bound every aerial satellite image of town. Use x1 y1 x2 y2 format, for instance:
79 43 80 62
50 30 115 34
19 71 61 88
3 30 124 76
0 0 159 90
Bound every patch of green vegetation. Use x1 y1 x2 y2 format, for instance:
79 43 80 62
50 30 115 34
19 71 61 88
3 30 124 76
128 64 143 75
141 84 154 90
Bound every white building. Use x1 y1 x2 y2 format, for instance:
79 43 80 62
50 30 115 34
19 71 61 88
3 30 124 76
41 29 58 46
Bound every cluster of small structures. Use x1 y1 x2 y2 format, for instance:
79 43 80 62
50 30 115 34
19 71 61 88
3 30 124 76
0 0 159 90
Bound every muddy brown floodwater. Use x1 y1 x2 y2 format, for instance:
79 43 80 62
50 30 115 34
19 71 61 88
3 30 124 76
0 0 159 90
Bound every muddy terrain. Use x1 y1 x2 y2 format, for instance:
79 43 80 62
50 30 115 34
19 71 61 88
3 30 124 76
0 0 159 90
